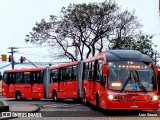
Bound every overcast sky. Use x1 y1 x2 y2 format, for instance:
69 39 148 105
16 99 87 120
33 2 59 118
0 0 160 70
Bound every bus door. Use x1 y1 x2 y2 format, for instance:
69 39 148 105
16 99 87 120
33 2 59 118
93 60 98 95
93 59 105 93
31 72 42 96
88 62 94 97
64 66 77 98
58 68 65 97
23 72 32 97
8 73 16 94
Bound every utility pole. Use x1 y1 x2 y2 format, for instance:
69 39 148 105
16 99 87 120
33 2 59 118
8 47 18 69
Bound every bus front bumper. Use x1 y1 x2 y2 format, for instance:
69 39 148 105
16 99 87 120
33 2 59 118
105 100 158 110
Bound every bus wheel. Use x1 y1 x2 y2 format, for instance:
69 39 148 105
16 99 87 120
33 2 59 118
74 98 82 103
96 94 99 108
53 91 58 101
32 98 40 101
15 91 21 101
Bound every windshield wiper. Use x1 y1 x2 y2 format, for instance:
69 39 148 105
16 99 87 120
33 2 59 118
120 70 132 93
133 70 147 93
120 70 147 93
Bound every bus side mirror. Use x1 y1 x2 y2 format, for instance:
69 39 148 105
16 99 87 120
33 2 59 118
102 64 108 75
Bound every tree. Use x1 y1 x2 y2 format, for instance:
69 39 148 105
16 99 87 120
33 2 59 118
109 35 154 57
25 0 142 61
133 35 154 57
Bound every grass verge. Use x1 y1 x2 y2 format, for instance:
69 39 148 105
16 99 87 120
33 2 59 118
0 101 4 106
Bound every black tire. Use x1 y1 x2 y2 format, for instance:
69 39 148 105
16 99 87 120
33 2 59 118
74 98 83 103
32 98 40 101
15 91 21 101
96 94 99 108
21 98 26 101
53 91 58 101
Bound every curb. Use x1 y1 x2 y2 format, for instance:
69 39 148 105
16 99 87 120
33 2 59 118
30 104 40 113
0 101 9 112
0 104 40 120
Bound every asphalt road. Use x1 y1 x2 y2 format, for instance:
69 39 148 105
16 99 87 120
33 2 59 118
0 96 160 120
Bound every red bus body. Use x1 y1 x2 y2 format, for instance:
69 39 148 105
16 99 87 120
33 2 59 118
48 61 78 99
1 50 158 111
2 67 44 99
81 50 158 110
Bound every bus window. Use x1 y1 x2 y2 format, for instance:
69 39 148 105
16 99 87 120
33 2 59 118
88 61 94 80
3 73 8 84
23 72 31 84
15 72 23 84
97 58 104 82
62 68 66 82
82 63 86 80
72 65 77 80
84 63 89 79
93 60 98 80
50 71 53 83
65 67 72 81
108 61 156 91
8 73 16 84
88 62 92 79
31 73 36 83
31 72 41 84
50 69 58 83
92 61 96 80
40 71 43 84
58 68 63 82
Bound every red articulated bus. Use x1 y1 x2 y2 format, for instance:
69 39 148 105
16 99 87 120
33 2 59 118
1 61 80 101
2 67 44 100
47 61 79 100
1 50 158 111
81 50 158 110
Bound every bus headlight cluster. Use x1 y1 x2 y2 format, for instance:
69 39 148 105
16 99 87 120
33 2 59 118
152 95 158 101
108 94 114 100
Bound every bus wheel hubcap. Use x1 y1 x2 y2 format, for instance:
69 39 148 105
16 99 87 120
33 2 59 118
54 94 57 101
17 93 20 99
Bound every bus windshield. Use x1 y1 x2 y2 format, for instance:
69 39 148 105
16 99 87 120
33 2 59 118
108 61 156 92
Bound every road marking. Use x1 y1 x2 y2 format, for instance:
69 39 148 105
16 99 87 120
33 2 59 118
40 103 84 108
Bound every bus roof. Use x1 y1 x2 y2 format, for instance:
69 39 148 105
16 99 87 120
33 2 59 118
104 50 152 62
4 67 44 73
49 61 78 69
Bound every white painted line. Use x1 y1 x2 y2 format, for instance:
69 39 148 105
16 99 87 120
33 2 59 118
41 103 83 108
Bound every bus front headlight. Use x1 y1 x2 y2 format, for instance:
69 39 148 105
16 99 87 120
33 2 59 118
108 94 114 100
152 95 158 101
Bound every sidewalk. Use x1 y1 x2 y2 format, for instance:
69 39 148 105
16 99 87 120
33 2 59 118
9 104 39 112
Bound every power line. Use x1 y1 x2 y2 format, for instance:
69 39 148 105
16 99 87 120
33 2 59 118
18 45 52 49
15 52 50 57
0 63 12 69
